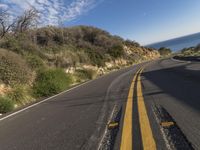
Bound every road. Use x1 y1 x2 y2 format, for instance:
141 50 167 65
0 58 200 150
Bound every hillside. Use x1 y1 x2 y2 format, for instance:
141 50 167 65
0 26 159 113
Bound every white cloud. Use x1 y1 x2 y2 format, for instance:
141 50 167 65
0 3 9 9
1 0 100 26
64 0 95 21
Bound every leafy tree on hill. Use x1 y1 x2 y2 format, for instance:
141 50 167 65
158 47 172 56
108 44 124 58
194 44 200 52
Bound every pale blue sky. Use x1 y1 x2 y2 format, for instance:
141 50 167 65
1 0 200 45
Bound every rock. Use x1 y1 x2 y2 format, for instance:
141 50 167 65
65 67 75 74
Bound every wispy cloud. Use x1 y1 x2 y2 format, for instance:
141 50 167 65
0 0 101 26
0 3 9 9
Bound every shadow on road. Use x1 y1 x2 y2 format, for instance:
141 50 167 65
142 62 200 112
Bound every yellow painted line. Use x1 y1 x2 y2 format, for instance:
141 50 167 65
137 68 156 150
120 68 141 150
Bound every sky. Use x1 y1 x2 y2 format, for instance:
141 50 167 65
0 0 200 45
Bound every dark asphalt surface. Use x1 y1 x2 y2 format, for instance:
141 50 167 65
142 58 200 150
0 63 142 150
0 58 200 150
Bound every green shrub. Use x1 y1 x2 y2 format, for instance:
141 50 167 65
0 97 14 113
0 49 33 85
158 47 172 56
85 49 105 67
107 44 124 58
33 69 73 97
194 44 200 52
7 86 27 103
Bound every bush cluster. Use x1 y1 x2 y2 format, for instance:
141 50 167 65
158 47 172 56
7 85 28 104
108 45 124 58
0 96 14 113
85 49 105 67
33 69 73 97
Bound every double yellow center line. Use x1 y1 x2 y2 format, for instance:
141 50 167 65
120 66 156 150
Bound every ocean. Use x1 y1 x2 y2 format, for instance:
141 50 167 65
147 32 200 51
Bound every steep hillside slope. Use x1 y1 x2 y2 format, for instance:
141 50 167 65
0 26 159 113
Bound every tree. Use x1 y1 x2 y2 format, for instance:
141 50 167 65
108 44 124 58
124 40 140 47
158 47 172 56
194 44 200 52
0 7 39 38
0 9 14 38
13 8 39 34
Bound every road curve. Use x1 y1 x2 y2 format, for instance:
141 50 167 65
0 63 143 150
0 58 199 150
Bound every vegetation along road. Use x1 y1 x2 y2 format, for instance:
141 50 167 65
0 57 199 150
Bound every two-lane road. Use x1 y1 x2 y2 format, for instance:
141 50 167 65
0 58 199 150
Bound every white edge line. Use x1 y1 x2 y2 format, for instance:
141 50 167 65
0 64 136 122
0 63 139 122
171 57 191 63
0 80 93 122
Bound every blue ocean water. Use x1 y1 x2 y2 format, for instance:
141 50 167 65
147 32 200 51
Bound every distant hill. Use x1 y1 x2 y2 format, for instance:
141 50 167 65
147 32 200 51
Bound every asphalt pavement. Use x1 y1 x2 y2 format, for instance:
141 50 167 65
0 58 199 150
